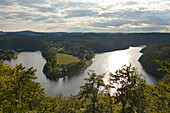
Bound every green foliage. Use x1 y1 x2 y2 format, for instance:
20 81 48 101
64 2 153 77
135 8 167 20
148 81 170 113
0 58 170 112
108 64 147 113
78 71 105 113
0 49 18 60
57 48 65 53
155 58 170 75
0 63 45 112
139 43 170 77
41 41 94 80
0 35 43 51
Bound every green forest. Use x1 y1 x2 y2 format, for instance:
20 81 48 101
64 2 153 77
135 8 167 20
0 33 170 79
139 43 170 78
0 33 170 53
0 58 169 113
0 49 18 60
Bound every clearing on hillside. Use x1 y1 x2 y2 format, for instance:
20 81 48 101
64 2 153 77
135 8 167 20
57 53 80 65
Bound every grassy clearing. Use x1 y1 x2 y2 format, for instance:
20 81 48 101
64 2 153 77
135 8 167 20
57 53 80 65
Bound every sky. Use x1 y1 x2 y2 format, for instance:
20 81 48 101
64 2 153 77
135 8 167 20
0 0 170 32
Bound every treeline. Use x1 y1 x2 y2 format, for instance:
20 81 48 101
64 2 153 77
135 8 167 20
0 49 18 60
37 33 170 53
64 45 94 60
0 59 169 112
0 34 43 51
41 46 58 79
139 43 170 77
43 60 86 79
60 61 86 76
0 33 170 53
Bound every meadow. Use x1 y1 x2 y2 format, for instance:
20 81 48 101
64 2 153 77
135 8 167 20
56 53 80 65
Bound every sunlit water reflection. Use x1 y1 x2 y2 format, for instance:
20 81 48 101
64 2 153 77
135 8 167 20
5 46 158 97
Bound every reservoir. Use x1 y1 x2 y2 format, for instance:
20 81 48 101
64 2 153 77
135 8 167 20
5 46 158 97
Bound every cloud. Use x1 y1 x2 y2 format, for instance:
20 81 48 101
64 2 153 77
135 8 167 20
64 9 99 18
51 1 95 9
45 20 57 23
0 0 169 32
125 26 169 32
0 0 15 6
34 6 57 13
124 1 139 6
16 0 48 7
98 9 170 26
33 17 50 22
90 19 132 28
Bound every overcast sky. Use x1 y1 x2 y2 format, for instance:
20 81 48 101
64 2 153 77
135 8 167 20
0 0 170 32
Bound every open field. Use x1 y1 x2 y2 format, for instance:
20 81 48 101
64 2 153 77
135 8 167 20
57 53 80 65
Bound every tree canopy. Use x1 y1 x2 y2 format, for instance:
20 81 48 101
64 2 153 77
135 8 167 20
0 58 169 112
139 43 170 77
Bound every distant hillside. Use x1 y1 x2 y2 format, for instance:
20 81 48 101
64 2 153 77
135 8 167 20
5 30 58 35
2 30 170 36
0 32 170 53
0 31 5 35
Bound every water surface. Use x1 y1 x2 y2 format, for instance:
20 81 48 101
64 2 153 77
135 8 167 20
5 46 158 97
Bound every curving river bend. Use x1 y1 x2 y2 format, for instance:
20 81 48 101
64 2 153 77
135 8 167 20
5 46 158 97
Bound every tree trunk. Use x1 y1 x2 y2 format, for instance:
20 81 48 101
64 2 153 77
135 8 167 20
122 102 126 113
92 93 96 113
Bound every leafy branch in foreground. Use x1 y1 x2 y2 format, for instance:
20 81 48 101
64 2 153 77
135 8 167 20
155 58 170 76
108 64 147 113
0 63 45 112
78 71 105 113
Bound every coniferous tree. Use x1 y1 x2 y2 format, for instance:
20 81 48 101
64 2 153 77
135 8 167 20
108 64 147 113
0 63 45 112
78 71 105 113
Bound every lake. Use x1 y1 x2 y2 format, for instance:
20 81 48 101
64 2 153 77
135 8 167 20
5 46 158 97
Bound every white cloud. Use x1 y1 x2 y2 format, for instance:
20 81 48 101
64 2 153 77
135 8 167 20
0 0 169 32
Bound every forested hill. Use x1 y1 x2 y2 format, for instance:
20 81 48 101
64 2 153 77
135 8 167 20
0 32 170 52
139 43 170 77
